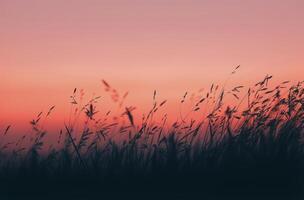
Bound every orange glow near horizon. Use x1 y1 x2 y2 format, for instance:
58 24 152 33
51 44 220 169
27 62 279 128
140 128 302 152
1 0 304 133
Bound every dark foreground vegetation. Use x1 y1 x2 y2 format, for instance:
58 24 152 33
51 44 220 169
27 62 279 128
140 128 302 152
1 73 304 199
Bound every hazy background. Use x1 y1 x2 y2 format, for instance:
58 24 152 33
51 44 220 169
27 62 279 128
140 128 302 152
1 0 304 131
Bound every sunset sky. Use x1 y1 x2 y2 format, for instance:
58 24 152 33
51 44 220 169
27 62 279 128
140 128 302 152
1 0 304 131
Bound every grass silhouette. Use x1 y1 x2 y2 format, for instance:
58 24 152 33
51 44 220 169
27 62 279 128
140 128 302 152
1 70 304 199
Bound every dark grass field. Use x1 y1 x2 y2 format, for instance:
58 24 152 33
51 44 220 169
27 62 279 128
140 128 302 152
1 74 304 199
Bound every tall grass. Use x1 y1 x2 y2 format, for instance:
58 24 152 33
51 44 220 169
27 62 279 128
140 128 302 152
1 72 304 198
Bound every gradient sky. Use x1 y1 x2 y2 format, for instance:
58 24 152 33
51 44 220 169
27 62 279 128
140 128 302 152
1 0 304 131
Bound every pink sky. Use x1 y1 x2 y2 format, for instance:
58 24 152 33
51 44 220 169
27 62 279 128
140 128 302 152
0 0 304 131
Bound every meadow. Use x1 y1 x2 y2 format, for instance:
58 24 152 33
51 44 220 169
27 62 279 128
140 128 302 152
1 70 304 199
